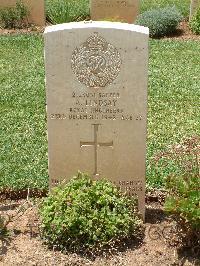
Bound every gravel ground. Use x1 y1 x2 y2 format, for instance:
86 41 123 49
0 199 199 266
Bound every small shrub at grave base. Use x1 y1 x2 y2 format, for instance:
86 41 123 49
136 6 183 38
46 0 89 24
190 7 200 35
155 136 200 254
0 0 29 29
39 172 143 253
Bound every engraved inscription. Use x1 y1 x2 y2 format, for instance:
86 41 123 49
94 0 135 8
80 124 113 177
114 180 144 197
51 178 143 198
71 33 121 89
50 91 142 121
51 179 60 186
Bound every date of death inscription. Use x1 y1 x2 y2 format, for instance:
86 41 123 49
50 92 143 121
51 179 143 197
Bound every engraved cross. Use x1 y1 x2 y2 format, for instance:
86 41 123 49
80 124 113 178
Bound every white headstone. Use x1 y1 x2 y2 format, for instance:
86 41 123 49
44 21 149 218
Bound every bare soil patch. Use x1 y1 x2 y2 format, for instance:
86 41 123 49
164 21 200 40
0 26 45 35
0 198 199 266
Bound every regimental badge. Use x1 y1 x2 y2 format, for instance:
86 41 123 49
71 33 121 89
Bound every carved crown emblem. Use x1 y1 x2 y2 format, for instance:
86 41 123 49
71 33 121 89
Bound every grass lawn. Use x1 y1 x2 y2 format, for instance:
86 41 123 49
0 34 200 191
147 39 200 187
0 35 47 190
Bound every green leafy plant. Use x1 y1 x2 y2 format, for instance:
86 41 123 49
165 176 200 255
140 0 190 18
0 0 29 29
190 7 200 35
39 172 143 252
0 214 9 245
156 136 200 253
136 6 183 38
46 0 89 24
165 176 200 225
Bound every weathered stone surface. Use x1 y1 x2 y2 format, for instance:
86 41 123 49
44 21 149 218
90 0 139 23
190 0 200 20
0 0 45 26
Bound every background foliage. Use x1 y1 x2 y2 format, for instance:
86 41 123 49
45 0 190 23
45 0 89 24
0 0 29 29
140 0 190 18
189 7 200 34
136 6 183 37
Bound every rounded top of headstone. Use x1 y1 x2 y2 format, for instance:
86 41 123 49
44 21 149 35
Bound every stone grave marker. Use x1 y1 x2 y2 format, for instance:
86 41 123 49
0 0 45 26
90 0 139 23
190 0 200 20
44 21 149 218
